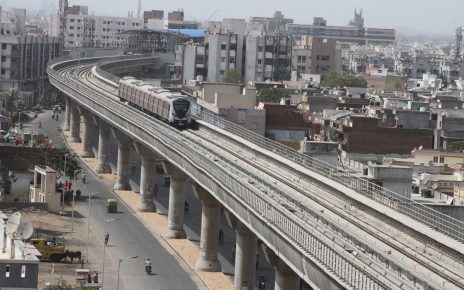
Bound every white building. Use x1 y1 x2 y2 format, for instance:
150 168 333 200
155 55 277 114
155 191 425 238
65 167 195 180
48 5 143 48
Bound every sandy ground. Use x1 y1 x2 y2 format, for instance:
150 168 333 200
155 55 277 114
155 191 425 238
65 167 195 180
18 207 90 288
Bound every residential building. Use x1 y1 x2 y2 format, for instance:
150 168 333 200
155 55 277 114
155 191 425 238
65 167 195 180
49 5 143 48
293 36 341 77
29 166 61 214
261 103 309 149
341 116 434 158
245 33 292 83
0 216 39 290
207 33 240 82
183 82 265 135
174 43 206 83
0 7 61 105
249 11 293 34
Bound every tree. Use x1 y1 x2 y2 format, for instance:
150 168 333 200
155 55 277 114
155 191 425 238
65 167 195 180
452 142 464 152
322 72 368 88
221 69 241 83
0 166 16 194
256 88 288 103
46 146 81 179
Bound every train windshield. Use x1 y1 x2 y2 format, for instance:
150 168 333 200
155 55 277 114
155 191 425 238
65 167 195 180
172 99 190 118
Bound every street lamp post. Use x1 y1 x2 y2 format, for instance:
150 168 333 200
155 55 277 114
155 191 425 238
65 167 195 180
61 153 69 215
86 192 99 263
116 256 138 290
102 218 118 288
71 169 80 234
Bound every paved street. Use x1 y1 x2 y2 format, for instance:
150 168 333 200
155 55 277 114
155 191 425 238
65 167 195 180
35 109 205 290
33 107 276 289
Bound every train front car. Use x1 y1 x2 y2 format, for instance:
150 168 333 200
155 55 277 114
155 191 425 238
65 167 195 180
169 97 192 128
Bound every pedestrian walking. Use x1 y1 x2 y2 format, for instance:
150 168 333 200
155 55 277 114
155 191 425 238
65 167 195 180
87 273 92 283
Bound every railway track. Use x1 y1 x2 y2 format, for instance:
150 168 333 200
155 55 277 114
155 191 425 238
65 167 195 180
187 125 464 290
53 61 464 289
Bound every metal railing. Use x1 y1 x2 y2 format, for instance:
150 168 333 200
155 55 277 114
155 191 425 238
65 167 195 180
195 109 464 242
47 59 391 289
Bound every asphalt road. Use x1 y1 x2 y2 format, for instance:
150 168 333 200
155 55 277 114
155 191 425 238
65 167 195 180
34 109 201 290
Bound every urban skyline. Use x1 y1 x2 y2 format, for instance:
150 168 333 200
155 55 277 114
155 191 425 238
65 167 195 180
15 0 464 36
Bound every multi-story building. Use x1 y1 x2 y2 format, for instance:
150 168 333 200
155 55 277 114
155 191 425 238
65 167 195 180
292 36 340 78
245 33 292 83
287 10 395 45
49 5 143 48
0 8 61 105
249 11 293 34
207 33 240 82
174 43 207 83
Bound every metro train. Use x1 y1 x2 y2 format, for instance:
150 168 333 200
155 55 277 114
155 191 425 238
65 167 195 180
118 76 192 128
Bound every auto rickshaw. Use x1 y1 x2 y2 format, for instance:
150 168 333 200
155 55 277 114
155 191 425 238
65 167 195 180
106 199 118 213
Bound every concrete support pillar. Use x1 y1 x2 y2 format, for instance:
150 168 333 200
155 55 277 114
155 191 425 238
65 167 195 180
78 109 95 158
193 185 221 272
68 102 81 142
263 245 299 290
163 162 188 239
63 97 70 131
95 119 112 174
225 212 257 290
134 143 156 212
112 129 132 191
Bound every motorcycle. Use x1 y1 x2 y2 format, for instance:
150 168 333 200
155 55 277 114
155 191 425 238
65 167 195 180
145 265 152 274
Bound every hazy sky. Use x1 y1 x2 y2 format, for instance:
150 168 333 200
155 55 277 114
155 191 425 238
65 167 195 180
15 0 464 36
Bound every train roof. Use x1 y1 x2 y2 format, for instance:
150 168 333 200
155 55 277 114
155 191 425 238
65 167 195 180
120 77 187 102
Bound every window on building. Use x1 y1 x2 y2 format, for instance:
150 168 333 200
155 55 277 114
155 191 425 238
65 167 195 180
70 26 74 30
77 19 81 23
5 265 9 277
122 22 125 25
69 33 74 37
433 156 438 163
21 265 26 278
221 44 227 50
68 41 74 45
258 46 263 52
229 58 235 63
1 69 6 75
1 56 6 62
70 19 75 22
439 156 444 163
2 44 6 49
321 55 330 61
257 59 262 65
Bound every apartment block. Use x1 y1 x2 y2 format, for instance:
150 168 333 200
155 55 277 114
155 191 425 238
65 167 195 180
207 33 240 82
245 34 292 83
292 36 340 78
49 5 143 48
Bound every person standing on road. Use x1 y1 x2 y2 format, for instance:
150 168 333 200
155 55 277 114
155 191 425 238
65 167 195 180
104 232 109 246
